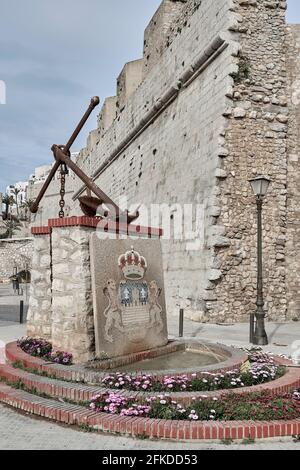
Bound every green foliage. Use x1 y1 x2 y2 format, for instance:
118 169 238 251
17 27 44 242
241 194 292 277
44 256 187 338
0 230 10 239
221 438 234 445
242 437 256 445
146 392 300 422
230 56 251 84
78 423 93 433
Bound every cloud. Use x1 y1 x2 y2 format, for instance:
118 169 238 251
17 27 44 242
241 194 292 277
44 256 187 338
0 0 162 193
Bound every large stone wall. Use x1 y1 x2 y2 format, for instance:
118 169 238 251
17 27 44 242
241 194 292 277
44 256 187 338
34 0 299 323
71 0 237 321
143 0 188 76
211 0 290 322
286 24 300 320
0 238 33 282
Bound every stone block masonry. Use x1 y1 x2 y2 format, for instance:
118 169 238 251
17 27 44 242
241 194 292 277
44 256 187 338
0 238 33 282
26 218 164 363
27 221 96 362
67 0 300 322
117 60 144 113
72 0 237 322
35 0 300 323
26 233 52 339
143 0 188 77
212 0 291 322
51 226 95 363
286 24 300 321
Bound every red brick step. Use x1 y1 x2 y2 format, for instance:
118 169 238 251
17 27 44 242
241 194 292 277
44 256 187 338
0 381 300 440
0 382 101 426
0 364 105 403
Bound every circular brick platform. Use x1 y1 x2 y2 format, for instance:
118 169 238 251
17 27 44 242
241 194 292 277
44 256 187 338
1 342 299 441
5 341 247 382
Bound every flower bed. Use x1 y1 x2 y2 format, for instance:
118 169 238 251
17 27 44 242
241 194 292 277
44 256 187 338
101 351 285 393
17 338 73 366
89 351 298 423
89 389 300 422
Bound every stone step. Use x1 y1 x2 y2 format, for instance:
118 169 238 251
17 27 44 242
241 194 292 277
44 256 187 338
0 382 161 438
0 364 106 403
0 381 299 441
0 382 102 427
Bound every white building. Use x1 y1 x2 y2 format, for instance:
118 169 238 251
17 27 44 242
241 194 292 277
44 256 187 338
5 181 28 208
28 164 53 185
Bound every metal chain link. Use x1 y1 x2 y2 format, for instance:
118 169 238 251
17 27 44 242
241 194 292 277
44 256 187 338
59 164 66 218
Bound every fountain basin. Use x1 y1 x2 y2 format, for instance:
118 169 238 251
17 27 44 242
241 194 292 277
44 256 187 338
88 340 247 377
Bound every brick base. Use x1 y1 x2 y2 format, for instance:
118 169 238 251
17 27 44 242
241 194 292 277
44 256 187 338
0 382 299 440
1 342 300 441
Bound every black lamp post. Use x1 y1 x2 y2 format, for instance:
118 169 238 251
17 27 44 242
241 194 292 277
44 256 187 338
249 176 271 346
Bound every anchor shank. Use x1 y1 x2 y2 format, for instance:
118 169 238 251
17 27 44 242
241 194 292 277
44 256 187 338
52 145 121 215
30 96 100 214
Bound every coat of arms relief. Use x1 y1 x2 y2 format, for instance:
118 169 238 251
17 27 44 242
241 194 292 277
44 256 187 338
103 247 164 343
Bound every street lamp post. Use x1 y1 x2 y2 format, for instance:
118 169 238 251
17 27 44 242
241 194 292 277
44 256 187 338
249 176 271 346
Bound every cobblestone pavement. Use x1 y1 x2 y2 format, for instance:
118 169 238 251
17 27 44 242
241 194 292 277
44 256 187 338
0 403 299 450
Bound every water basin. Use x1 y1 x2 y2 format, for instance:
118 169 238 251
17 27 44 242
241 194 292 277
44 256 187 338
112 348 224 373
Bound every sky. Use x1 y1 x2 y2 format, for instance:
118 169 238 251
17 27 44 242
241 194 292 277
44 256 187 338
0 0 299 194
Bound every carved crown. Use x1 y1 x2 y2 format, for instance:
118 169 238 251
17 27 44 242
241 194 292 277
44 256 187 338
118 247 147 280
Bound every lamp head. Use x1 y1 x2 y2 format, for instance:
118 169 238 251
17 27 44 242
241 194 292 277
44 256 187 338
249 176 271 197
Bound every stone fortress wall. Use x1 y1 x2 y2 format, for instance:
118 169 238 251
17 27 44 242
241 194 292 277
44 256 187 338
286 24 300 322
32 0 300 323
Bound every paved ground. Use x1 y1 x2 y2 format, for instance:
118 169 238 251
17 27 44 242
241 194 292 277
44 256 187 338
0 284 300 450
169 317 300 358
0 403 299 450
0 284 28 323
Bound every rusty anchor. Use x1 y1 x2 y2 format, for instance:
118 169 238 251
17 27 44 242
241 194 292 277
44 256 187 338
30 97 139 224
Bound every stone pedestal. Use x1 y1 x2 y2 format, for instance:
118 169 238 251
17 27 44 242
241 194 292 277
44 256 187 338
51 226 95 363
27 217 164 363
26 228 52 339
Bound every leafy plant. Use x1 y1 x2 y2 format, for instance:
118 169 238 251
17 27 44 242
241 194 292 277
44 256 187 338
230 55 251 84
